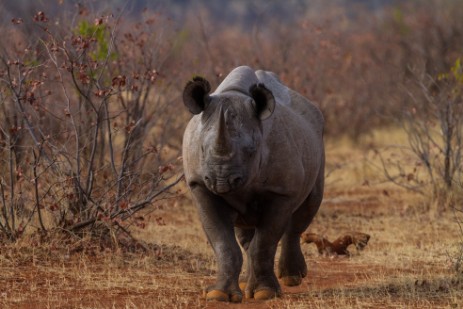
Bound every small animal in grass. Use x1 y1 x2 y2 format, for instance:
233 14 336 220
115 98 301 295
301 232 370 256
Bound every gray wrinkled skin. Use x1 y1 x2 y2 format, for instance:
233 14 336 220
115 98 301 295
182 66 325 301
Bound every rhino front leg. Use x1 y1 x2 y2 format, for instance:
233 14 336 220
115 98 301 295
191 186 243 303
246 202 292 300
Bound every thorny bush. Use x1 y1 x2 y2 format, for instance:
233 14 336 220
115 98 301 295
0 10 183 242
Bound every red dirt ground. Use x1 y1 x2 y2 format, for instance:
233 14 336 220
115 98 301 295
1 187 462 308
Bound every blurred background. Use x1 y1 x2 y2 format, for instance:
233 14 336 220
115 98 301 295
0 0 462 237
2 0 462 137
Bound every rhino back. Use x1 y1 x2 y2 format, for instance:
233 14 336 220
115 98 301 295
213 66 258 96
255 70 291 106
255 69 323 136
287 89 324 137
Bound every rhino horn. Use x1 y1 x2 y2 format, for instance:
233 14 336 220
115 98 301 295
214 106 232 156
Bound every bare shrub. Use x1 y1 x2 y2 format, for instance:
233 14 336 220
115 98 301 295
377 55 463 210
0 9 183 242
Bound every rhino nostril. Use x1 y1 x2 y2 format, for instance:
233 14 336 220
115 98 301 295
229 175 243 187
204 176 210 183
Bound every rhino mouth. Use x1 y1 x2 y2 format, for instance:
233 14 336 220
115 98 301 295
204 174 244 195
215 182 233 194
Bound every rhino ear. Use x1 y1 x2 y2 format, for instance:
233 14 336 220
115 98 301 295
249 83 275 120
183 76 211 114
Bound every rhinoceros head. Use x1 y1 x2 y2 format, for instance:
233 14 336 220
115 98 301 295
183 76 275 194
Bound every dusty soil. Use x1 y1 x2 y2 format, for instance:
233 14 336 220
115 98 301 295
1 142 463 308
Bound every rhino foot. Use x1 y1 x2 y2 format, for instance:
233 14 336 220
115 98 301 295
252 287 281 300
277 246 308 286
203 289 243 303
280 275 302 286
240 282 282 300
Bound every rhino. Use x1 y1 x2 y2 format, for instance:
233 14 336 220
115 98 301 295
182 66 325 302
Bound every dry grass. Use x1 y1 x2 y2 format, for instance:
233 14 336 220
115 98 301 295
1 130 463 308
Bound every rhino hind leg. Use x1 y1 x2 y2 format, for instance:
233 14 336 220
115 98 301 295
235 227 255 291
278 231 308 286
278 173 324 286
